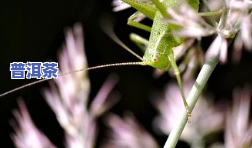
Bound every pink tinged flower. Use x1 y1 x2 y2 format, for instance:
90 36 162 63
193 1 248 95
41 24 119 148
182 49 202 81
11 100 56 148
43 74 119 136
205 34 228 63
153 81 225 144
233 32 244 63
103 113 159 148
65 122 97 148
43 84 80 136
164 4 215 38
203 0 224 11
89 74 119 118
10 23 119 148
173 39 195 61
172 39 204 81
112 0 131 12
220 1 252 63
225 86 252 148
240 15 252 51
56 24 90 108
232 14 252 63
41 23 90 136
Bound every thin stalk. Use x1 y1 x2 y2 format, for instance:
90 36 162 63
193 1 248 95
201 0 217 27
198 7 227 17
163 55 219 148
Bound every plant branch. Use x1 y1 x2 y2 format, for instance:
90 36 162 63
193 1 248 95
163 55 219 148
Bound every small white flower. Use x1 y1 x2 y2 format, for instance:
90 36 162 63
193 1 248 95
112 0 131 12
224 86 252 148
205 34 228 63
11 24 119 148
164 4 216 38
161 0 251 64
219 0 252 62
43 24 119 148
11 100 56 148
153 81 225 145
103 113 159 148
240 15 252 50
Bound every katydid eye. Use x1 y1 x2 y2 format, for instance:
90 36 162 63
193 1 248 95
152 56 158 62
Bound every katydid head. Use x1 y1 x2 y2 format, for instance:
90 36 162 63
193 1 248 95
143 51 170 71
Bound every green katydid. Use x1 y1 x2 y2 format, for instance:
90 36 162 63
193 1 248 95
109 0 200 118
0 0 201 119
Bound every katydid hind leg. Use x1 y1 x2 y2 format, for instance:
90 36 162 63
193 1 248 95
128 11 152 32
150 0 169 18
167 51 191 120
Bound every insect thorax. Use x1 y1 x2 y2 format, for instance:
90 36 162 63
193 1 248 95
142 12 180 71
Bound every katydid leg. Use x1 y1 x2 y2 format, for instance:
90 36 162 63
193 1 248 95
198 7 226 16
167 51 191 120
128 12 152 32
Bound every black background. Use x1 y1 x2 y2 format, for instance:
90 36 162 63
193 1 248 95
1 0 252 148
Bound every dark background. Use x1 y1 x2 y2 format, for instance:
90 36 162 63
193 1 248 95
1 0 252 148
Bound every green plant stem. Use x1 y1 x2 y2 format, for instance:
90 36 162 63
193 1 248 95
163 55 219 148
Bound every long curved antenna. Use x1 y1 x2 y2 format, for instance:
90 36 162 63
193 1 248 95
101 18 144 61
0 62 146 98
86 62 146 70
